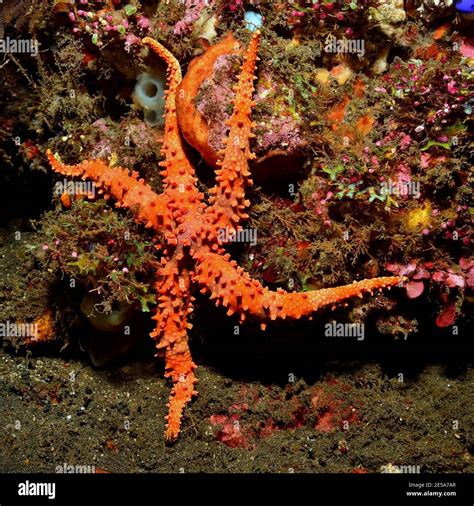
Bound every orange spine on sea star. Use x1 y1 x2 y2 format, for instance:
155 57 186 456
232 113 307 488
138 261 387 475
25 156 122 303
142 37 204 211
206 30 261 232
192 247 403 324
46 150 171 233
151 261 197 441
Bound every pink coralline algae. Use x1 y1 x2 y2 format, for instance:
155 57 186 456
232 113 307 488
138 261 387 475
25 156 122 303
210 380 359 449
137 15 150 30
253 108 304 157
420 152 448 169
86 119 157 162
173 0 214 35
399 134 412 150
386 259 472 327
210 413 250 449
393 163 414 199
311 193 332 225
386 259 473 328
435 302 456 328
124 33 141 52
196 54 240 157
459 37 474 58
386 260 473 296
406 280 425 299
197 56 305 160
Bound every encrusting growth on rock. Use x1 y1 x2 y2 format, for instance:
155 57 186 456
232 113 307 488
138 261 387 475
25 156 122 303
46 31 402 441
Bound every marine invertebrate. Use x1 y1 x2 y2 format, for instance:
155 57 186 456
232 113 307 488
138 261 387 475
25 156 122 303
385 258 473 327
244 10 263 31
25 308 55 345
46 31 402 441
176 33 241 167
133 71 166 126
80 292 133 332
176 33 307 178
455 0 474 17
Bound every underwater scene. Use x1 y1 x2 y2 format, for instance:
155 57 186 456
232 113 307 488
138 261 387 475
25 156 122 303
0 0 473 503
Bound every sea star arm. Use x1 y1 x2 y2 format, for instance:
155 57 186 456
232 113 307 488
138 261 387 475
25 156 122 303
205 31 261 232
150 258 197 441
142 37 203 210
46 150 172 234
193 247 403 324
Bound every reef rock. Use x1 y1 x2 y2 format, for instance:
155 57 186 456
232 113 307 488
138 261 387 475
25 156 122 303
371 0 407 39
406 0 456 22
176 33 307 181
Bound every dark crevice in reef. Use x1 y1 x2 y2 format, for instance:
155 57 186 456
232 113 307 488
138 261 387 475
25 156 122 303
0 172 52 225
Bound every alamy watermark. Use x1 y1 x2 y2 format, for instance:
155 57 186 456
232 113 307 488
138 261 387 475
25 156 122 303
381 463 421 474
380 179 420 199
18 481 55 500
218 227 257 246
55 462 96 474
324 36 365 58
0 321 38 339
54 179 96 198
325 321 365 341
0 36 38 57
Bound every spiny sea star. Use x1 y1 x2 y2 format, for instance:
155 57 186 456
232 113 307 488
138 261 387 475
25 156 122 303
46 31 402 441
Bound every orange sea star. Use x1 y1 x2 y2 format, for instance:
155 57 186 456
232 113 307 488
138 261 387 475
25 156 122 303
46 31 402 441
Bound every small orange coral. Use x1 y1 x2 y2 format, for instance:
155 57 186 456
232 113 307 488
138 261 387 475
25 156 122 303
356 115 375 137
24 308 55 345
60 192 72 209
353 77 366 98
433 23 451 41
327 95 350 131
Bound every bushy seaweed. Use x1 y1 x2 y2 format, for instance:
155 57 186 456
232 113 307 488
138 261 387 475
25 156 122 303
37 199 158 314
